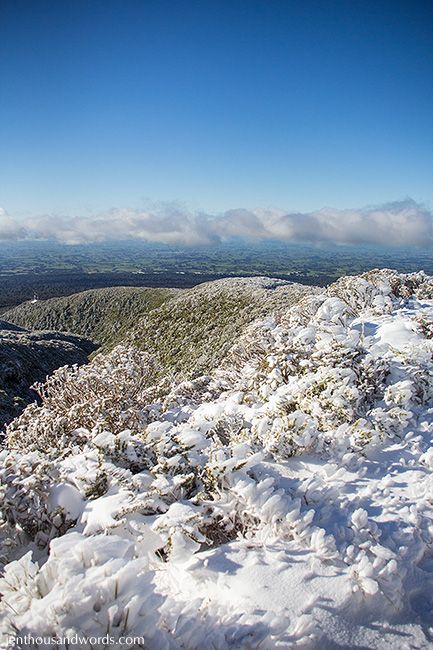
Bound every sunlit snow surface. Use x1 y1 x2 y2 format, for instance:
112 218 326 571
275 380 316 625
1 271 433 649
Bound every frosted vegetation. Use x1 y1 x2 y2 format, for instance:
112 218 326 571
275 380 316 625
3 287 179 351
4 278 317 378
1 270 433 648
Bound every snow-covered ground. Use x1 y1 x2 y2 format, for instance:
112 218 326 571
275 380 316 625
1 270 432 648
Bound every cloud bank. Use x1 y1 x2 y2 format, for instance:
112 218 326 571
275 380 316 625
0 200 431 247
0 207 27 241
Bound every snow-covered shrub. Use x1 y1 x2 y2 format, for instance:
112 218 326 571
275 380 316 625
1 269 432 645
152 502 207 562
414 314 433 339
6 346 163 452
0 533 175 650
328 268 433 313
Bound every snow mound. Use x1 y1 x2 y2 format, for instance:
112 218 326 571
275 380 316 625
1 269 433 648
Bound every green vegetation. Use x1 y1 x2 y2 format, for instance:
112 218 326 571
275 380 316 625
4 286 179 347
5 278 318 380
1 240 432 311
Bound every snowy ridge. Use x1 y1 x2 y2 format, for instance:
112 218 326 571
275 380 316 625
0 269 432 648
4 278 317 381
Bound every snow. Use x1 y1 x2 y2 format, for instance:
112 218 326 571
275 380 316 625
352 298 433 352
158 439 433 647
1 269 432 648
376 318 420 348
81 488 136 535
48 483 83 520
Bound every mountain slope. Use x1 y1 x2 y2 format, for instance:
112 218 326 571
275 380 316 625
0 323 96 430
123 277 319 377
4 278 318 378
1 270 432 648
3 286 179 347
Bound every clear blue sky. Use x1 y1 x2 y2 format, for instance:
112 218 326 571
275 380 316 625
0 0 432 217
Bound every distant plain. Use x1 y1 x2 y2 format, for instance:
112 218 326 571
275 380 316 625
1 239 432 312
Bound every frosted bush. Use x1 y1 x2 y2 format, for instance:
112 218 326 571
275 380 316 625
327 268 433 313
0 533 175 650
152 502 207 562
1 269 432 644
6 346 163 452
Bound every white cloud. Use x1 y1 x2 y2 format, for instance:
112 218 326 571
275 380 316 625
0 199 431 247
0 207 27 240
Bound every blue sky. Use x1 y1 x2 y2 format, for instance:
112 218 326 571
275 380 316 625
0 0 432 218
